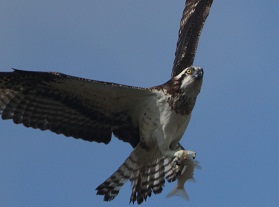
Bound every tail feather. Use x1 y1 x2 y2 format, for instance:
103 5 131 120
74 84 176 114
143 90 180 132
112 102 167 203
96 147 177 204
166 186 189 201
96 152 139 201
164 158 177 182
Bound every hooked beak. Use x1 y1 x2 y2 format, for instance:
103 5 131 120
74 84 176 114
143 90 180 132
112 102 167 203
193 68 204 79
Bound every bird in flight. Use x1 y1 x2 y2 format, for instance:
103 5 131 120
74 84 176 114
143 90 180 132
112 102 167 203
0 0 213 204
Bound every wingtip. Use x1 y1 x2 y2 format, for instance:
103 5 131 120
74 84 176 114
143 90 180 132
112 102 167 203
11 68 27 73
11 67 18 71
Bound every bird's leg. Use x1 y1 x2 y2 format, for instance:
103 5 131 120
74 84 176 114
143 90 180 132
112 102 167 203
172 150 196 174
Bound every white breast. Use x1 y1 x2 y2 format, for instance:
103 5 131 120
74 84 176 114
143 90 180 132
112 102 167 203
137 89 191 154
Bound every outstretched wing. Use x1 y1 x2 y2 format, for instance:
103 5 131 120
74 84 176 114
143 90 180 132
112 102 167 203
0 69 154 147
171 0 213 77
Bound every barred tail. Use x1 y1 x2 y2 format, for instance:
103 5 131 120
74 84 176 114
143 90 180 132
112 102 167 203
96 147 177 204
95 151 139 201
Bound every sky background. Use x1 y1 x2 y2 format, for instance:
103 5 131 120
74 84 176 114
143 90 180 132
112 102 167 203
0 0 279 206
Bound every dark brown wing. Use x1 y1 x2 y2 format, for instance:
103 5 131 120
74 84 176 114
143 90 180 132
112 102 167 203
0 69 154 147
171 0 213 77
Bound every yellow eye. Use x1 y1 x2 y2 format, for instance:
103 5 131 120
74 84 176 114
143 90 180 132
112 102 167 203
186 68 192 74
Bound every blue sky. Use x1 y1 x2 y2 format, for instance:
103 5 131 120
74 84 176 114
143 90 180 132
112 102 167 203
0 1 279 206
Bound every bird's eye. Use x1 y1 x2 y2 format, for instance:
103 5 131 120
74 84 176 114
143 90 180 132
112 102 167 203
186 68 192 74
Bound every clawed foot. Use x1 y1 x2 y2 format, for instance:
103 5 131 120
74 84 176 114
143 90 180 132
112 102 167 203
172 150 196 174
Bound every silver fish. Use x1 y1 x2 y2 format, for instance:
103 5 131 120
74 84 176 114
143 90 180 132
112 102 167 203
166 150 200 200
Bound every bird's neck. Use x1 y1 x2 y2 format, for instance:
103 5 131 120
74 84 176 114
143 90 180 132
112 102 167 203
153 78 198 115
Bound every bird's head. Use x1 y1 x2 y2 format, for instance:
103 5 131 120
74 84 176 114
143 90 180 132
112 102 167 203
152 66 203 98
176 66 203 96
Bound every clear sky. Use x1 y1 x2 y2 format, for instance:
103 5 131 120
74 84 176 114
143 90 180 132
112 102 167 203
0 1 278 207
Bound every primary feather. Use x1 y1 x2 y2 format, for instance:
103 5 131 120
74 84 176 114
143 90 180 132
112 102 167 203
0 0 214 204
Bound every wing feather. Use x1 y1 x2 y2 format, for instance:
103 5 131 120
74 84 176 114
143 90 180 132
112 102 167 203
171 0 213 77
0 69 154 147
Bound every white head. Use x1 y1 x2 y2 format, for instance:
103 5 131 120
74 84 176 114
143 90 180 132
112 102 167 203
177 66 203 96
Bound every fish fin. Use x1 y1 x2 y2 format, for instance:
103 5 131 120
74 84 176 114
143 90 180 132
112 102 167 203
166 187 189 201
189 177 196 183
194 161 202 170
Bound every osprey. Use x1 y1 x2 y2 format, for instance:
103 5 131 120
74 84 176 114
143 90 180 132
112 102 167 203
0 0 213 204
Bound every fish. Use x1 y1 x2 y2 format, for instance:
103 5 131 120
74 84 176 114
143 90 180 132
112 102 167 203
166 150 200 200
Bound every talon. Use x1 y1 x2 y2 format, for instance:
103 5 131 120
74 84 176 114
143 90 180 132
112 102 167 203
174 150 186 160
172 150 185 173
172 150 197 175
175 165 180 173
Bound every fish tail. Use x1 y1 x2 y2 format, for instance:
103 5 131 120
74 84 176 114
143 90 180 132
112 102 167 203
166 186 189 200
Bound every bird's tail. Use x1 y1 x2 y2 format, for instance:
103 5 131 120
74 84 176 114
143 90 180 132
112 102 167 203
96 146 177 204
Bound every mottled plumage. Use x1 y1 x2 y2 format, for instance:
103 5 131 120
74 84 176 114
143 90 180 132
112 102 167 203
0 67 203 204
172 0 213 77
0 69 150 147
0 0 213 204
